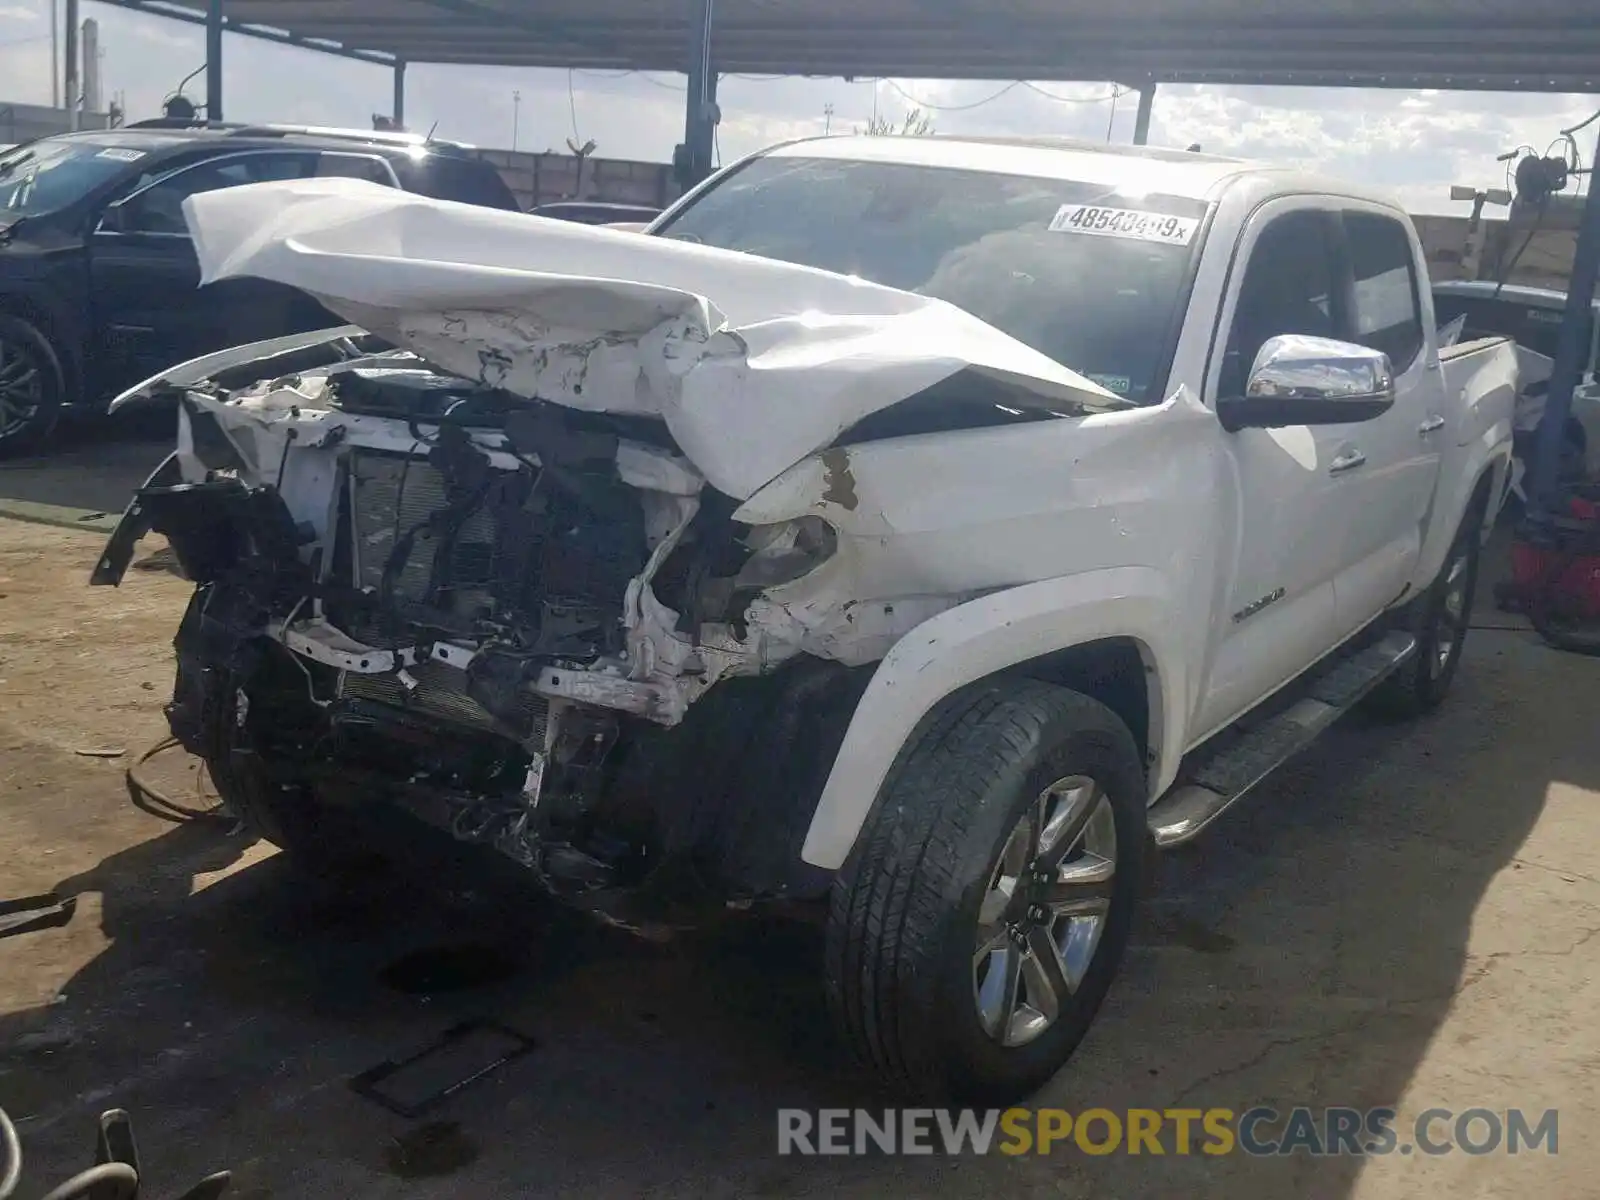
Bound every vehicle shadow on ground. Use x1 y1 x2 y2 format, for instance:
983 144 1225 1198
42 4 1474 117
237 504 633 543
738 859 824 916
1071 631 1581 1197
0 626 1588 1198
0 407 173 515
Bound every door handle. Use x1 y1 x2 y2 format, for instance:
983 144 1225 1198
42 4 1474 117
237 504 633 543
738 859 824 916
1418 415 1446 435
1329 449 1367 475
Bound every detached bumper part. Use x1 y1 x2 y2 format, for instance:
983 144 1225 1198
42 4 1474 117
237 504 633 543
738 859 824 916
93 475 312 590
89 451 182 587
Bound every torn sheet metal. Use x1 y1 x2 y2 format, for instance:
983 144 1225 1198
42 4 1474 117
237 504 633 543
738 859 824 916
181 177 1120 499
106 324 371 413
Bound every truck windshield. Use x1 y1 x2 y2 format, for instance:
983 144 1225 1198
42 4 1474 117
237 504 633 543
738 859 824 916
0 137 143 217
657 155 1208 405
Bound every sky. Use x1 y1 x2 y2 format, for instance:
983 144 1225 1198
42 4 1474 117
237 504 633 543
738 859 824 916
2 0 1597 215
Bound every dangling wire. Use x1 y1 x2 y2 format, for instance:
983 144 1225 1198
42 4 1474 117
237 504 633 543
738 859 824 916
1493 194 1550 300
1560 105 1600 138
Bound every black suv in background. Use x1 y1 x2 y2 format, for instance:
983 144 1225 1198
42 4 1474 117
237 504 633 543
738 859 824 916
0 121 521 453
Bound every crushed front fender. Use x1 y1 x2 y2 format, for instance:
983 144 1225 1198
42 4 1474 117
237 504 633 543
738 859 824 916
90 462 308 591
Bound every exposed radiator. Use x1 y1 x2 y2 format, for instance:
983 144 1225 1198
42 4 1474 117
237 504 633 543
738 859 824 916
342 450 547 740
338 439 649 675
348 450 499 618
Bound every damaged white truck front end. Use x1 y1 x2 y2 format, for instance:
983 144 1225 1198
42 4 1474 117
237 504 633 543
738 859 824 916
92 175 1130 901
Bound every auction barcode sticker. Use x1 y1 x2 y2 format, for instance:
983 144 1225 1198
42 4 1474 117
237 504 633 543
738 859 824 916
1048 204 1200 246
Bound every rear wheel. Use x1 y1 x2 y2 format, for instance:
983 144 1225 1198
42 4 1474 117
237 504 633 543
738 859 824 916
1366 504 1483 718
825 680 1146 1103
0 314 64 458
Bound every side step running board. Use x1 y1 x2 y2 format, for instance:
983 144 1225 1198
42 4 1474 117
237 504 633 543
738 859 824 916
1147 630 1417 848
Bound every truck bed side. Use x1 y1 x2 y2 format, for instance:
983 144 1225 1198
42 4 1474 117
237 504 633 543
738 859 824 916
1416 334 1516 587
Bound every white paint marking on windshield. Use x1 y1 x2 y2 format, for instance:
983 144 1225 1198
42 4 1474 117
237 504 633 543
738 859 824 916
1048 204 1199 246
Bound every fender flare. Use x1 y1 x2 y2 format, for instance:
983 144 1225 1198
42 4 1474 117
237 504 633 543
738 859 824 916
1417 421 1513 590
799 566 1190 870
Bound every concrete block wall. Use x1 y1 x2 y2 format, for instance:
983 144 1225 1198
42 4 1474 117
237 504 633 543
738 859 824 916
1414 213 1578 292
0 101 112 147
473 148 679 211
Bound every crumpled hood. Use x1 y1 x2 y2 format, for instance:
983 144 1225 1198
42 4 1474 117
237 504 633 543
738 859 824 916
183 177 1119 499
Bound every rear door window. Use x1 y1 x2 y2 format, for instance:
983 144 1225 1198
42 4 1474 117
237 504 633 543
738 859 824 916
117 150 320 235
316 152 397 186
1344 211 1425 371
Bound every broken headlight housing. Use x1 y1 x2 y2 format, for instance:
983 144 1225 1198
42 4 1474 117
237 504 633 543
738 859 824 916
734 516 838 588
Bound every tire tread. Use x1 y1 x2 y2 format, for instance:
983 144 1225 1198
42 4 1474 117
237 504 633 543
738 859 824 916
825 679 1141 1097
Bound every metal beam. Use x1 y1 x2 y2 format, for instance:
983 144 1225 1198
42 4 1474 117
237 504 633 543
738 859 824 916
393 59 406 127
50 0 60 108
676 0 717 191
246 17 1600 53
63 0 79 129
409 0 625 60
213 11 1600 54
206 0 223 120
1529 125 1600 511
93 0 397 65
80 0 1600 95
1132 85 1154 144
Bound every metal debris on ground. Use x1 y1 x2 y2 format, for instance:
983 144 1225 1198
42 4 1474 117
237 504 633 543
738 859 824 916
349 1020 538 1119
0 893 75 940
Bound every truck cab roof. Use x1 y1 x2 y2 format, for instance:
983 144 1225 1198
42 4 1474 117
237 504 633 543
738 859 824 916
761 134 1406 213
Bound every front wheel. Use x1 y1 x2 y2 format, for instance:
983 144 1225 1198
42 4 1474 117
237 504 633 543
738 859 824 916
0 314 65 458
825 681 1146 1104
206 748 368 875
196 648 380 878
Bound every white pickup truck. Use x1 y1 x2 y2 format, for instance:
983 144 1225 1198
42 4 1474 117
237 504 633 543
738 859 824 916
93 136 1516 1103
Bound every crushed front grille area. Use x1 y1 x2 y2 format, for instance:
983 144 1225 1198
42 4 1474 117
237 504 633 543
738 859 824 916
342 447 649 655
330 441 654 739
338 659 550 743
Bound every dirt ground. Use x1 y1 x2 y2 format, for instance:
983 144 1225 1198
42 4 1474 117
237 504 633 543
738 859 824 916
1 516 1597 1199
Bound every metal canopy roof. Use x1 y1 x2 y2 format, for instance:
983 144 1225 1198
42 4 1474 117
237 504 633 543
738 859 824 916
103 0 1600 91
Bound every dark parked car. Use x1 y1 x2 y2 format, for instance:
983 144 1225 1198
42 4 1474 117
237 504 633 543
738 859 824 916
0 121 520 453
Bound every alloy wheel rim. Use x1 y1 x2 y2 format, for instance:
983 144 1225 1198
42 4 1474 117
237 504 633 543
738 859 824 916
973 774 1118 1048
0 337 43 439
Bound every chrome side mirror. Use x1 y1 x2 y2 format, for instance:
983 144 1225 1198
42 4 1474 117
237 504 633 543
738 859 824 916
1219 334 1396 431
